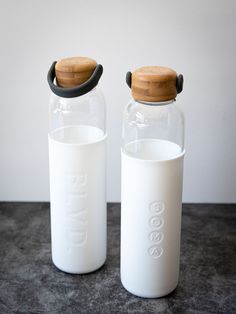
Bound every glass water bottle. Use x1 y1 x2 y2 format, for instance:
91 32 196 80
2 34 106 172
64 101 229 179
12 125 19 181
47 57 107 274
121 66 184 297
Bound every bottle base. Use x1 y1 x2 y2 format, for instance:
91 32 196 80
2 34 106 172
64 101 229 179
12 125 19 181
121 278 178 298
52 257 106 275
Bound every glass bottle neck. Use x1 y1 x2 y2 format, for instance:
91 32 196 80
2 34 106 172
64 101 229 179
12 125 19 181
136 99 175 107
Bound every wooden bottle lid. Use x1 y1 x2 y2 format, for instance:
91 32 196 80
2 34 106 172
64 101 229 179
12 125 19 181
55 57 97 88
131 66 178 102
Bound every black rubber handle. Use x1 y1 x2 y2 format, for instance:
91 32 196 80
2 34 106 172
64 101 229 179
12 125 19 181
47 61 103 98
126 71 132 88
176 74 184 94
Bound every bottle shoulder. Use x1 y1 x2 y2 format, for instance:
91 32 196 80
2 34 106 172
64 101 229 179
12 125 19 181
49 86 106 133
123 99 184 125
49 86 106 109
122 98 185 151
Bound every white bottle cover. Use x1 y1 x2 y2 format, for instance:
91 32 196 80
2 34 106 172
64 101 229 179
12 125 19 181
121 141 184 298
49 126 107 274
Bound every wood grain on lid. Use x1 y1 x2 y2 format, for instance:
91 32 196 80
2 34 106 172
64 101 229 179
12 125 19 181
131 66 177 102
55 57 97 88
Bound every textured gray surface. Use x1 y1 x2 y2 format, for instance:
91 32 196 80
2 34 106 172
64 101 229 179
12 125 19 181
0 203 235 313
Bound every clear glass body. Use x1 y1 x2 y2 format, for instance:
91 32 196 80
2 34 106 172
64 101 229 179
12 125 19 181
49 87 106 142
122 99 184 160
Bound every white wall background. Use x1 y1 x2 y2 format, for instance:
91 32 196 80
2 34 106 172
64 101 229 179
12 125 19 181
0 0 236 203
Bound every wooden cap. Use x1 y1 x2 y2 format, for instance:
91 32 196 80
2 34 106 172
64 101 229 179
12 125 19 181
55 57 97 88
131 66 178 102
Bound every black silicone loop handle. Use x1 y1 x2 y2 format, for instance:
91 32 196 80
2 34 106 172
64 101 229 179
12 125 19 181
176 74 184 94
47 61 103 98
126 71 132 88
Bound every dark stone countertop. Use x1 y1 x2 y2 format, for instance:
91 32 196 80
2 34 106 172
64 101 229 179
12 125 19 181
0 203 235 313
